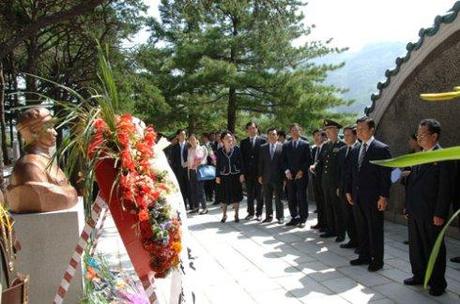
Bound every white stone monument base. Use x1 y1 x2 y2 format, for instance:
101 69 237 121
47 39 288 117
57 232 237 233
12 200 85 303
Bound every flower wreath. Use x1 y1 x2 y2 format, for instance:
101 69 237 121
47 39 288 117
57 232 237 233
89 113 182 278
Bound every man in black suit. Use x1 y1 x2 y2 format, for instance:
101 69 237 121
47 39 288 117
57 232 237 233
241 122 267 221
310 129 327 231
451 160 460 264
282 123 312 228
346 116 391 272
337 125 359 249
167 129 190 209
258 128 284 224
403 119 452 297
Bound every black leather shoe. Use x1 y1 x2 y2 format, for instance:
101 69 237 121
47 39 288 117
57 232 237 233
277 218 284 224
235 216 240 223
335 235 345 243
354 248 361 254
311 224 322 229
350 258 370 266
297 222 306 228
220 215 227 223
255 215 262 221
262 217 273 223
245 214 254 220
286 219 298 226
319 228 326 233
368 262 383 272
320 232 336 238
403 277 423 286
340 242 357 249
450 256 460 263
429 289 445 297
199 209 208 215
313 209 318 213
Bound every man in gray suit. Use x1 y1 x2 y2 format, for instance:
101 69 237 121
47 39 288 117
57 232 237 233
258 128 284 224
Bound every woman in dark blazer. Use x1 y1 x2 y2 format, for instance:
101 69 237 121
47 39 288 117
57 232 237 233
215 131 245 223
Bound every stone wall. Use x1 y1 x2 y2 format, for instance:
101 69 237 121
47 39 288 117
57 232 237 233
374 31 460 234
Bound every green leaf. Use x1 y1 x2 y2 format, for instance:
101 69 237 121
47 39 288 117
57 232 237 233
371 146 460 168
424 208 460 288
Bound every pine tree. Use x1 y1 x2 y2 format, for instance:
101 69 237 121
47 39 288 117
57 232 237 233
145 0 349 133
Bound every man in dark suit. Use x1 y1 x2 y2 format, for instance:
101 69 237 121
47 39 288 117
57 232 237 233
167 129 190 209
282 123 312 228
346 116 392 272
451 160 460 264
309 129 327 231
258 128 284 224
313 120 346 241
337 125 359 249
241 122 266 221
403 119 453 297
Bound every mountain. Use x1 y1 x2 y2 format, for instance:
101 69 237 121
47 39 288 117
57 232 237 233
319 42 407 114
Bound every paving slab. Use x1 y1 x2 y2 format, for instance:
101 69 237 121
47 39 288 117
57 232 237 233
96 199 460 304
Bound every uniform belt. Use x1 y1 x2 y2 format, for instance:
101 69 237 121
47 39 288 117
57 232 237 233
2 274 29 304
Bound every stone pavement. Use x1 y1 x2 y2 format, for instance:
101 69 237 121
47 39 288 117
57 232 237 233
97 200 460 304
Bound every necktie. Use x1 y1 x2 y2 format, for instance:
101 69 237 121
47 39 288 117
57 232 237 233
270 144 275 159
180 143 185 167
293 140 297 149
315 145 321 162
345 146 351 158
252 137 256 147
358 143 367 170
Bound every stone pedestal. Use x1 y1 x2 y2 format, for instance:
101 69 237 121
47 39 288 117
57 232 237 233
12 200 85 303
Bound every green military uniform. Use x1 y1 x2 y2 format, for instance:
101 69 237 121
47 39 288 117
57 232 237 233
315 120 346 240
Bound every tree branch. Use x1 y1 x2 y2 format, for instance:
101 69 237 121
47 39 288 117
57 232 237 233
0 0 106 60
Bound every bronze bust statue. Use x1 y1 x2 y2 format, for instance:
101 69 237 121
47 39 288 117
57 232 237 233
6 107 78 213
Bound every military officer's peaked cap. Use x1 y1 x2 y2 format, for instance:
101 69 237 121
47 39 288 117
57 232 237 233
323 119 343 129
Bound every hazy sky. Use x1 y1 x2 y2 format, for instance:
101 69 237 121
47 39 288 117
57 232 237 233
136 0 457 51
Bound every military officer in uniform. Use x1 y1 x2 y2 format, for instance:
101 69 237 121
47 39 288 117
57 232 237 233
312 119 346 242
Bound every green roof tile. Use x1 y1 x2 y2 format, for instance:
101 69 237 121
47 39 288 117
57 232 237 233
365 2 460 115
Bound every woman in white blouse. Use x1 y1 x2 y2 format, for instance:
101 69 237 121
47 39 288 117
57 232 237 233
187 134 209 214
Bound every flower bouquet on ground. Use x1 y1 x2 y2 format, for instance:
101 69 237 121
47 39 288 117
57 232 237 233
82 254 149 304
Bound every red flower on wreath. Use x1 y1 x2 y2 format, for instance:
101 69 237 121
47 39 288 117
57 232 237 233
138 209 149 222
120 149 136 171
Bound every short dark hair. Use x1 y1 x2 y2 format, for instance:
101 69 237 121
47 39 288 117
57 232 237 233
220 130 233 140
176 129 186 136
343 126 357 135
410 132 417 141
312 129 320 136
267 127 277 134
419 119 441 138
289 123 302 131
356 116 375 130
278 130 286 138
246 121 258 129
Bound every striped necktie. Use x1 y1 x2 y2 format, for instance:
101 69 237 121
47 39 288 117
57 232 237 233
358 143 367 170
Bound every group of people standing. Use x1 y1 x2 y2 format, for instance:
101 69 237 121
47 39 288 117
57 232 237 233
309 116 459 297
166 116 460 298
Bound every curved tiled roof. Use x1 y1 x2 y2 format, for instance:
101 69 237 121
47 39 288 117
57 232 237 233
364 1 460 115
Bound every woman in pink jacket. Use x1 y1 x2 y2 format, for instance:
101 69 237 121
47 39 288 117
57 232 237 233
187 134 209 214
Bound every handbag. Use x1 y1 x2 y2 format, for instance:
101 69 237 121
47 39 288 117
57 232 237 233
197 165 216 181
